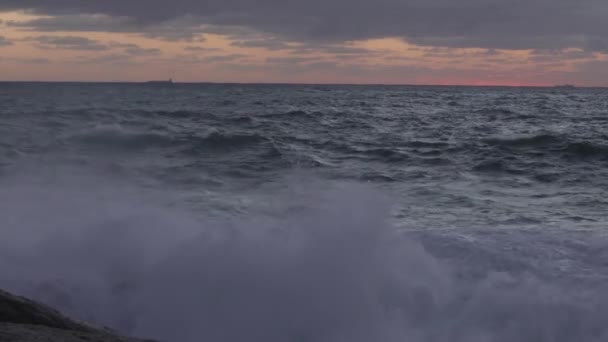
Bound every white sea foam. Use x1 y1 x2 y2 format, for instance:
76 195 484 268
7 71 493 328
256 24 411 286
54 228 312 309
1 170 607 342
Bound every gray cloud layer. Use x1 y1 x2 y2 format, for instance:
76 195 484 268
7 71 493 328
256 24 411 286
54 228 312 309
0 35 13 46
109 42 162 56
18 35 164 58
2 0 608 50
26 35 109 50
6 14 207 42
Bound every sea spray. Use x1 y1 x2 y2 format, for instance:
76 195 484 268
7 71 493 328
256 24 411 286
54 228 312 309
1 170 608 342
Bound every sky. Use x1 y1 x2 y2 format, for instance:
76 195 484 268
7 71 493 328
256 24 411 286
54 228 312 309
1 1 608 86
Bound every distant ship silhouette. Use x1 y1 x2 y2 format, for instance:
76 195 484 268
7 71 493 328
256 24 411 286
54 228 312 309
553 84 575 89
145 78 174 85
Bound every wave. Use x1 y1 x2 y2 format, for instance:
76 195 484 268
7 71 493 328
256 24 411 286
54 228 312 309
70 124 177 150
474 107 519 116
191 131 267 149
69 126 341 173
261 110 321 121
406 140 451 149
151 110 200 119
472 159 527 175
483 133 608 160
69 125 269 153
484 133 564 148
150 110 254 124
473 159 510 173
262 110 350 122
359 148 410 162
564 142 608 159
2 173 606 342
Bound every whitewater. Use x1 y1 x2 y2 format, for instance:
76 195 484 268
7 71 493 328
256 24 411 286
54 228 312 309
1 83 608 341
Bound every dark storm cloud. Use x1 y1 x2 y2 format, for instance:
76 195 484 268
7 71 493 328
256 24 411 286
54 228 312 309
314 46 377 55
25 35 109 51
20 35 163 56
202 54 248 63
109 42 163 56
184 46 220 52
6 15 206 41
7 14 132 32
231 37 292 51
125 47 162 56
2 0 608 51
0 36 13 46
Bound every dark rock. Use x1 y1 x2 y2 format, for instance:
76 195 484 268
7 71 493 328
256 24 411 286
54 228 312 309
0 289 93 332
0 289 156 342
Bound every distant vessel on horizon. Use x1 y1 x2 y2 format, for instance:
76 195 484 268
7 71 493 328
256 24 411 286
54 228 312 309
553 84 575 89
144 78 174 85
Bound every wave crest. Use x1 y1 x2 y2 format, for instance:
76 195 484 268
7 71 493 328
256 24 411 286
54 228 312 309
71 124 176 150
1 174 607 342
484 133 563 148
69 125 269 154
483 133 608 161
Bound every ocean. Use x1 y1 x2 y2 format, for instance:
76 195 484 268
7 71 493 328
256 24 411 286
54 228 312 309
1 82 608 341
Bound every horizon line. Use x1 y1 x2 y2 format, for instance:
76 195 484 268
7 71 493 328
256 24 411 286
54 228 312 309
0 80 601 88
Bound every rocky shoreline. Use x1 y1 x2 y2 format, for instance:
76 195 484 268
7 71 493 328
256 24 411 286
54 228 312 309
0 289 154 342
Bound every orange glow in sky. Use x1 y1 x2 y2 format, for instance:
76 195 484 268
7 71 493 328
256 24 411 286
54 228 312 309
1 10 607 86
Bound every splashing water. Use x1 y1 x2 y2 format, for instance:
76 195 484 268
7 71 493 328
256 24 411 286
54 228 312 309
1 170 608 342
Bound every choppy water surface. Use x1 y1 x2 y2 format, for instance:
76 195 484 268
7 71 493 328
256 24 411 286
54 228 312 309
1 83 608 341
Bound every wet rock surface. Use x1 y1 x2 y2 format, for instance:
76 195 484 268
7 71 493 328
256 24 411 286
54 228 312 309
0 289 155 342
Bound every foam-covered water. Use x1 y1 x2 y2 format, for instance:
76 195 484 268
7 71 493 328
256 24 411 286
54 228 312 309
1 83 608 341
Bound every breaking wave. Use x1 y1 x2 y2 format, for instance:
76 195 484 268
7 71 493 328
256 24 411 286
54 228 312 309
1 170 607 342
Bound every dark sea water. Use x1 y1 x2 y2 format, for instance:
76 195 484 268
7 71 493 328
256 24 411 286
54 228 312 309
1 82 608 341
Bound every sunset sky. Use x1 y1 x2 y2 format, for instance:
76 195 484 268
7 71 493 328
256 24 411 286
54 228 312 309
1 1 607 86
